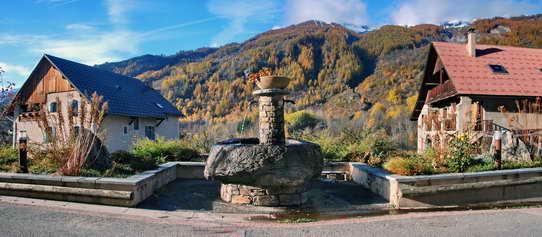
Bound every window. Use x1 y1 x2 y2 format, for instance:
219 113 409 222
145 126 155 140
71 100 79 114
155 103 164 109
74 126 80 137
49 102 57 112
489 64 508 74
133 118 139 130
123 126 128 135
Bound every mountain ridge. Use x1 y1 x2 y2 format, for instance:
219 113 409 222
94 15 542 143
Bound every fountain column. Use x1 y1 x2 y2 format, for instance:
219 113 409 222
254 89 289 145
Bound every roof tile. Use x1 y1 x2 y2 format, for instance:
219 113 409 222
44 54 181 119
434 42 542 97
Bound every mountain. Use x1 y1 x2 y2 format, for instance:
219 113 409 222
95 15 542 145
95 47 217 78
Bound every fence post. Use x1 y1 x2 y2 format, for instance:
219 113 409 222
18 137 28 173
493 131 502 170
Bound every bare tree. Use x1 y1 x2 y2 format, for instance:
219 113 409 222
37 93 108 176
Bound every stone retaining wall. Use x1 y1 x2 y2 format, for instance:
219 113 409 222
348 162 542 208
220 183 309 206
0 162 206 207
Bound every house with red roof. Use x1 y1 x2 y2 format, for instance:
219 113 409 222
411 30 542 155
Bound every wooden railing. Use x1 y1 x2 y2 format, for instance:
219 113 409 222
19 112 41 121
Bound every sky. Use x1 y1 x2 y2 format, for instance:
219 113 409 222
0 0 541 86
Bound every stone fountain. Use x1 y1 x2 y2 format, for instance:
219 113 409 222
204 76 323 206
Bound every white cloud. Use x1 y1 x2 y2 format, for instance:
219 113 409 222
207 0 279 47
66 23 96 31
284 0 369 26
391 0 540 26
105 0 137 24
0 62 32 78
33 31 140 65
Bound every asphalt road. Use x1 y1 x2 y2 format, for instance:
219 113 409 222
2 200 542 237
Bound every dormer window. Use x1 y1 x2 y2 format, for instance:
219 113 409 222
489 64 508 74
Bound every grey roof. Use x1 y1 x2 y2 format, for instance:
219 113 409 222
43 54 181 119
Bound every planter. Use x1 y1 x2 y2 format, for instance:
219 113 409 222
256 76 290 89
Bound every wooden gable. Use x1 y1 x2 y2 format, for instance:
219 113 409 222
410 44 457 121
19 58 75 105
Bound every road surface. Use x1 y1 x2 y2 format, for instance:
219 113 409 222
1 196 542 237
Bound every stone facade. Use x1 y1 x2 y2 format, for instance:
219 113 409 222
258 95 286 145
220 183 309 206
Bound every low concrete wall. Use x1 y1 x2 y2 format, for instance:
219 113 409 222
349 162 542 208
176 162 205 179
0 162 206 207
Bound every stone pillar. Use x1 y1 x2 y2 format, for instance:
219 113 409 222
254 89 289 145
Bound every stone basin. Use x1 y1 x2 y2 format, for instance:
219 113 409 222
204 138 323 188
204 138 323 206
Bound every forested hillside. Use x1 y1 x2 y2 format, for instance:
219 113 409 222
97 14 542 146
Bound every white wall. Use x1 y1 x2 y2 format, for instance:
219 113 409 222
14 90 181 152
102 115 181 152
14 91 83 145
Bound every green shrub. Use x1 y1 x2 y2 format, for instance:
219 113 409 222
131 138 199 162
383 155 433 176
302 132 349 162
446 134 476 173
302 128 397 163
466 162 494 173
129 155 163 172
102 162 134 178
343 130 397 164
285 111 322 135
0 146 18 172
110 150 135 164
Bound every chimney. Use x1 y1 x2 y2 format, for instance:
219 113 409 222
467 28 476 57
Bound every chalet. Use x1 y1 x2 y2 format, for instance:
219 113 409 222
8 54 182 152
412 30 542 155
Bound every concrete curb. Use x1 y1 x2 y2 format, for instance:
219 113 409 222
0 162 206 207
346 162 542 208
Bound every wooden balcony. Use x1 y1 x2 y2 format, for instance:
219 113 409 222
426 80 457 104
18 103 43 121
19 112 41 121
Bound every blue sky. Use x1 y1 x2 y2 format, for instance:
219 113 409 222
1 0 541 86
